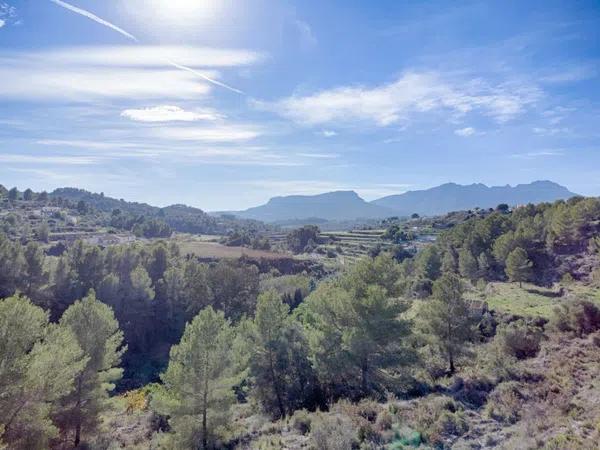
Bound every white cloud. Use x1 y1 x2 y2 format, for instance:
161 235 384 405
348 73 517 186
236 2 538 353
454 127 476 136
532 127 570 136
35 46 264 68
0 46 262 100
121 105 222 122
320 130 337 137
258 71 540 127
36 139 143 150
0 2 16 28
48 1 249 93
296 152 339 159
0 154 103 165
509 150 563 160
153 125 262 142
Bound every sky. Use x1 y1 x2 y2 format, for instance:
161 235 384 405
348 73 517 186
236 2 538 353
0 0 599 211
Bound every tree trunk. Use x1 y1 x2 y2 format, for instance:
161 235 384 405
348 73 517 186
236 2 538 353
361 359 369 395
202 362 209 450
74 376 83 448
74 423 81 448
268 349 286 418
202 406 207 450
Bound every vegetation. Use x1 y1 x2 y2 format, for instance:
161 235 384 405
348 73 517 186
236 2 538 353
2 193 600 448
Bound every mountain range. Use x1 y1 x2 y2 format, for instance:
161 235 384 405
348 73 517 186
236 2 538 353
232 181 578 223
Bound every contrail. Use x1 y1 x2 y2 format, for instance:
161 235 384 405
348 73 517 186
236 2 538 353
49 0 138 42
165 58 244 95
49 0 244 94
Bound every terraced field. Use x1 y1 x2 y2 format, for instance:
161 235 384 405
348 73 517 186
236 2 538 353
320 229 390 263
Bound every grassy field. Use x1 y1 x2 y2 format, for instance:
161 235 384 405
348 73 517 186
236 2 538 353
464 281 600 318
175 235 288 260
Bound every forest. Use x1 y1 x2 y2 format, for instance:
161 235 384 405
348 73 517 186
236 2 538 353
1 195 600 449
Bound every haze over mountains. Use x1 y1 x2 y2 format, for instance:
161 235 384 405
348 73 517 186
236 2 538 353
233 181 577 223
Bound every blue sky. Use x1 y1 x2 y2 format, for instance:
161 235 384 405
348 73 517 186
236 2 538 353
0 0 599 210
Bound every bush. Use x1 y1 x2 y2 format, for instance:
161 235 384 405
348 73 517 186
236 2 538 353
310 412 358 450
484 381 524 424
290 409 312 435
549 300 600 336
375 409 393 432
497 320 542 359
412 396 468 446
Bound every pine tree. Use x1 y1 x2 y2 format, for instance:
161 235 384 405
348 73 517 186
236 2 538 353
458 247 478 282
505 247 533 287
153 306 238 450
419 273 474 374
242 291 318 418
0 296 86 450
301 255 413 398
23 242 46 298
55 290 125 447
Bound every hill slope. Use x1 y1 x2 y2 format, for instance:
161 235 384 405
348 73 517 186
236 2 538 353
48 188 268 234
372 180 577 216
234 190 396 222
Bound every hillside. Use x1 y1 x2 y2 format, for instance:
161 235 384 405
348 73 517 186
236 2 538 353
372 180 577 216
233 190 395 222
49 187 270 235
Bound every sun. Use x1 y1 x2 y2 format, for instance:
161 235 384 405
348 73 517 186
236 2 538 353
149 0 226 26
121 0 229 33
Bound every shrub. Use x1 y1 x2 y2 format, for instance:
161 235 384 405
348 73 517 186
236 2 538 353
549 300 600 336
484 381 524 424
497 320 542 359
412 396 468 446
375 409 393 432
310 412 358 450
290 409 312 435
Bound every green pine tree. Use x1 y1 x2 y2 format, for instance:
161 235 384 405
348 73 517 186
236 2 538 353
419 273 474 374
301 255 413 398
153 306 238 450
505 247 533 287
55 290 125 447
242 291 318 418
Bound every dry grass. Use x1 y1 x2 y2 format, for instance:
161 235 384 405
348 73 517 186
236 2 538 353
175 236 287 260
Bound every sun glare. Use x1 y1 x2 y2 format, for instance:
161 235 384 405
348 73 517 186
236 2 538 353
150 0 226 26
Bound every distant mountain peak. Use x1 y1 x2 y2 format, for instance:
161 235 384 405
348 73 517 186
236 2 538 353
372 180 577 216
234 190 392 223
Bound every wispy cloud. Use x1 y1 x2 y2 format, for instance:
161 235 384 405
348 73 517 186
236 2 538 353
319 130 337 137
257 71 541 127
34 46 264 68
36 139 144 150
152 125 262 142
454 127 476 137
0 153 104 165
296 152 339 159
0 2 17 28
532 127 570 136
509 150 563 159
121 105 222 123
48 0 246 93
